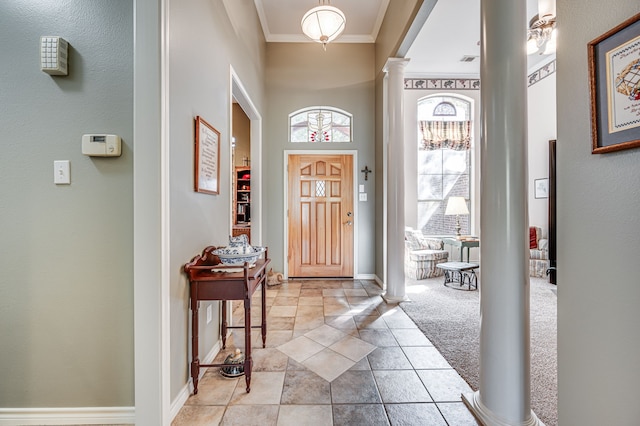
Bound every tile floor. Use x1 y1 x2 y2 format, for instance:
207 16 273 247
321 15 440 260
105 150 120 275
172 279 479 426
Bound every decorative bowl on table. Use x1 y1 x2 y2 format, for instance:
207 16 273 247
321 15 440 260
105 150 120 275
212 245 265 266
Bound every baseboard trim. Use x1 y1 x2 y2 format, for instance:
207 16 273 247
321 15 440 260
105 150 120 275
374 274 384 288
0 407 135 425
462 391 545 426
170 339 223 421
355 273 376 280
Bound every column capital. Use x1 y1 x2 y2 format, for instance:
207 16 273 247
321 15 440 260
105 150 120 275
383 57 410 74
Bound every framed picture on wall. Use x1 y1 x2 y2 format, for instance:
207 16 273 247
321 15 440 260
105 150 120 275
534 178 549 199
194 116 220 195
588 12 640 154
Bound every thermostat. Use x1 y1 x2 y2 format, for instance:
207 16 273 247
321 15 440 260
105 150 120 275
82 134 122 157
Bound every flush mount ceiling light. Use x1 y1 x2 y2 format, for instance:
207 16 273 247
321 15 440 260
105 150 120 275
527 0 557 55
301 0 346 50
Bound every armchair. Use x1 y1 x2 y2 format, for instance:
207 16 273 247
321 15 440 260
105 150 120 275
529 226 549 278
404 228 449 279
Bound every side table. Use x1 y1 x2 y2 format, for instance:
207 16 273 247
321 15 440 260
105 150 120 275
443 237 479 263
184 246 270 394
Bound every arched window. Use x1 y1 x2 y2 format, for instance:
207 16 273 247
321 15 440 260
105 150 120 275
417 95 472 235
289 106 352 143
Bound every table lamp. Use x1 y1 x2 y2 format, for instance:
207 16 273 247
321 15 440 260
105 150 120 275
445 197 469 238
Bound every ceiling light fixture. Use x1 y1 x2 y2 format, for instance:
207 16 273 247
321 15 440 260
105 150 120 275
527 0 557 55
301 0 346 50
527 14 557 55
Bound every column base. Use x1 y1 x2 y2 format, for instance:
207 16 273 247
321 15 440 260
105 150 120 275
462 391 545 426
381 292 409 303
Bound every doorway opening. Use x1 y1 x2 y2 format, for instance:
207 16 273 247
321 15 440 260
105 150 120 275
230 69 262 245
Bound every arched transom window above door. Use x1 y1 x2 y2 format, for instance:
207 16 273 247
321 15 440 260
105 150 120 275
289 106 352 143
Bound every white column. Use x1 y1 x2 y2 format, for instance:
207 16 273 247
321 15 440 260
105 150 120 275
462 0 544 425
383 58 409 302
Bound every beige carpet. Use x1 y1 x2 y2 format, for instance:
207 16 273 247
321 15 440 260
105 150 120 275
400 276 557 426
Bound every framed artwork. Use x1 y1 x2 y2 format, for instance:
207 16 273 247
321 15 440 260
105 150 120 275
534 178 549 199
194 116 220 195
588 13 640 154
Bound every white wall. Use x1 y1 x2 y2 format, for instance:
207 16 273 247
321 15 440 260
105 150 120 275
557 1 640 424
403 87 482 232
0 0 134 409
403 86 481 261
527 64 557 237
402 69 556 262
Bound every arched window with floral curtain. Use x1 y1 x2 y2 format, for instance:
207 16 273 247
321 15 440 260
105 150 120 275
289 106 352 143
417 95 473 235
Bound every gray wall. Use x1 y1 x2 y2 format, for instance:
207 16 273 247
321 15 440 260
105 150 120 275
557 2 640 424
264 43 376 276
0 0 134 407
167 0 266 401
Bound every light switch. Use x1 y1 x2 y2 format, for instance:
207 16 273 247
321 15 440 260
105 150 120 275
359 184 365 193
359 193 367 201
54 160 70 184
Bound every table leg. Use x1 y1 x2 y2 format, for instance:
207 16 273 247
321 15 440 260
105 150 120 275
261 282 267 348
244 296 252 393
221 301 227 349
190 299 200 394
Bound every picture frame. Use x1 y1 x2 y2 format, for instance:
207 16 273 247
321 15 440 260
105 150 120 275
588 13 640 154
194 116 220 195
534 178 549 199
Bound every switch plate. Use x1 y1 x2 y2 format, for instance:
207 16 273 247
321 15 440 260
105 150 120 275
54 160 70 184
359 193 367 201
206 305 212 324
359 184 365 193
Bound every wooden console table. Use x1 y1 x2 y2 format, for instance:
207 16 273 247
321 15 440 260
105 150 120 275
184 246 270 394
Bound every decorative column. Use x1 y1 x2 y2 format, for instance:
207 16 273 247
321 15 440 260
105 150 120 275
461 0 544 425
383 58 409 302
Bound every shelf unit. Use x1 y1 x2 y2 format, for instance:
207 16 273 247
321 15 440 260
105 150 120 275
233 166 251 240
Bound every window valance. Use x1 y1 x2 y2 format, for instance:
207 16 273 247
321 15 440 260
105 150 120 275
419 120 471 151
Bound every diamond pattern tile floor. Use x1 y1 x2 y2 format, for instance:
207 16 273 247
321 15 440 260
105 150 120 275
172 279 479 426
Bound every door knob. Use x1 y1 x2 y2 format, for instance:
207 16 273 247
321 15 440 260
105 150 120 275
345 220 353 226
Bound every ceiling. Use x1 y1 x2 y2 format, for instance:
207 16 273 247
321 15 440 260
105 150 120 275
254 0 555 76
254 0 390 43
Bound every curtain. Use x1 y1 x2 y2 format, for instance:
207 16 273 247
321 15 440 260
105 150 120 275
419 120 471 150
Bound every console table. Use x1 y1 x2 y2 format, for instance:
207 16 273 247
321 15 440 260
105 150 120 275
184 246 270 394
443 237 479 263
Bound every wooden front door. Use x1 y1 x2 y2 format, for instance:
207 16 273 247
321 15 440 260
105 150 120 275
288 154 354 277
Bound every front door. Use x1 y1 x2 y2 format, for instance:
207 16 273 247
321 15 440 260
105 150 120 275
288 154 354 277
